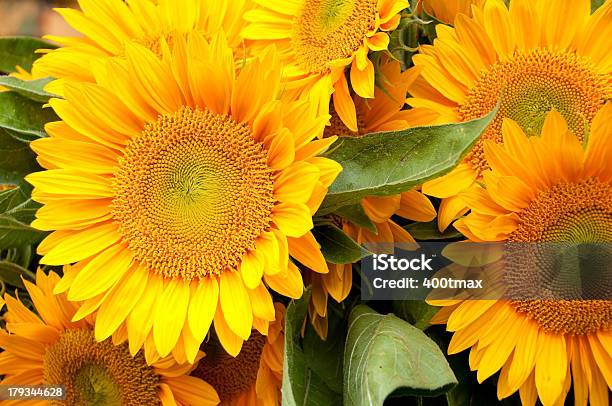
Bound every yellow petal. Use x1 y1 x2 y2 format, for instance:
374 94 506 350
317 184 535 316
367 32 390 51
187 278 218 342
239 250 265 290
287 232 329 274
265 128 295 170
422 163 476 199
438 195 470 232
396 190 436 222
332 74 358 132
164 376 220 406
482 0 515 56
247 283 276 321
271 203 313 238
213 308 244 357
264 262 304 299
127 275 163 356
219 271 252 340
153 280 190 357
350 58 375 98
535 333 567 406
274 162 320 204
94 264 148 341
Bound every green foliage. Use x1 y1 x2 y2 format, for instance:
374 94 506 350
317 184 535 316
343 306 457 405
319 107 498 214
0 76 56 103
302 301 348 394
0 188 44 250
592 0 606 12
312 224 369 264
0 260 35 288
282 291 343 406
392 301 439 330
0 92 58 142
333 203 376 233
0 37 56 73
404 221 463 241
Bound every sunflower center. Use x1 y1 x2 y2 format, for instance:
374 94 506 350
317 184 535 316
43 329 160 406
292 0 377 74
112 107 276 281
458 48 607 176
193 332 266 402
505 178 612 335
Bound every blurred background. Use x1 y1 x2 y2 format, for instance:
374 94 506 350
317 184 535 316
0 0 79 37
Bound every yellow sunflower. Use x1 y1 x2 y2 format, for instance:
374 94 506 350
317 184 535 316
26 32 341 363
0 270 219 406
417 0 485 24
407 0 611 231
192 303 285 405
241 0 409 131
430 107 612 406
307 59 437 337
33 0 252 90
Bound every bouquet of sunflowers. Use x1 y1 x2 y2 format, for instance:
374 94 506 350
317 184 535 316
0 0 609 405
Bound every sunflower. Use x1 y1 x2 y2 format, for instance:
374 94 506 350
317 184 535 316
241 0 409 131
33 0 252 91
192 303 285 405
417 0 484 24
430 107 612 406
306 59 436 338
26 32 341 363
407 0 611 231
0 270 219 406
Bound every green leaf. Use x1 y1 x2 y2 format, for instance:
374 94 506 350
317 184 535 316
282 291 342 406
404 221 463 241
0 92 58 141
334 203 376 233
0 76 56 102
312 224 368 264
344 305 457 406
319 107 498 214
392 301 439 330
0 260 35 288
592 0 605 12
303 301 347 394
0 214 44 249
0 188 27 213
0 188 44 250
0 128 41 176
0 37 57 74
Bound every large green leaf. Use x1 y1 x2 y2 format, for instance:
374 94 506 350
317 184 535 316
0 92 58 142
0 189 44 250
405 220 463 241
0 128 40 177
0 37 56 73
303 301 347 394
282 291 342 406
312 224 368 264
319 107 497 214
0 260 35 288
0 214 44 249
334 203 376 233
344 305 456 406
0 76 56 103
392 300 439 330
